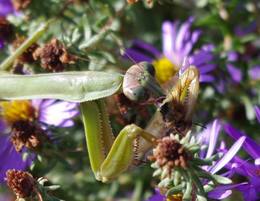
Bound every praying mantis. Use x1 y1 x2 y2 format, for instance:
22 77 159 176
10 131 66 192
0 62 199 182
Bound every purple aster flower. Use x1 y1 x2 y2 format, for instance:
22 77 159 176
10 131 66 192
0 99 78 183
196 120 246 200
223 123 260 201
0 0 14 17
125 18 216 84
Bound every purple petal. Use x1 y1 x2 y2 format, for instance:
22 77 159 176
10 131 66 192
236 180 260 201
254 106 260 123
225 155 258 177
224 124 260 159
197 63 216 74
0 0 14 16
190 50 214 67
132 39 161 57
206 120 221 158
248 66 260 80
227 64 242 83
0 135 32 183
146 190 165 201
210 136 246 174
124 48 154 63
33 100 78 127
191 30 202 44
175 17 193 51
199 74 215 83
208 183 248 200
227 51 238 62
162 21 175 59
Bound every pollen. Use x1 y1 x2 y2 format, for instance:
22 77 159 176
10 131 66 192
0 100 37 125
153 57 178 84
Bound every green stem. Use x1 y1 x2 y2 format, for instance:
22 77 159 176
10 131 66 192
0 19 55 71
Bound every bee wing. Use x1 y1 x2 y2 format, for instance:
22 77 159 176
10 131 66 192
183 66 200 120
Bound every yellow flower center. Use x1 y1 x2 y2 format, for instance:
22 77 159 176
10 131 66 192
153 57 178 84
166 193 183 201
0 100 37 125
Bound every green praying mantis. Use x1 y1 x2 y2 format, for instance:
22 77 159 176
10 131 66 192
0 62 199 183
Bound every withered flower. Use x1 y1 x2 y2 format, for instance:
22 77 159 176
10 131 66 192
33 38 76 72
11 120 49 152
6 169 36 198
150 136 190 175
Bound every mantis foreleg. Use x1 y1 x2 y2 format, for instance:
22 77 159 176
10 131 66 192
80 100 156 182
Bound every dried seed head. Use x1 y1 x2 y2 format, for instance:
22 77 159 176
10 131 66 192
33 38 76 72
11 0 32 11
150 136 190 173
11 120 48 152
12 36 39 64
6 169 35 198
0 17 13 42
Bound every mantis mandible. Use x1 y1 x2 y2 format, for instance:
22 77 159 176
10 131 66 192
0 62 199 182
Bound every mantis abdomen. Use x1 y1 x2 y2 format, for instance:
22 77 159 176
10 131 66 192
0 71 123 102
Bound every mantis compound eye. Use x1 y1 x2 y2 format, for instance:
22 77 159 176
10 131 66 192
123 62 164 102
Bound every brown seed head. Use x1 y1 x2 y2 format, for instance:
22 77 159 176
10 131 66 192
0 17 13 42
6 169 35 198
11 120 48 152
33 38 76 72
11 0 32 11
150 136 190 173
12 36 39 64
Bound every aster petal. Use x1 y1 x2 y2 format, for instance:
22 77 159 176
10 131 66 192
197 63 216 74
254 106 260 123
227 51 238 62
210 136 245 174
225 155 258 177
162 21 175 58
132 39 161 57
206 120 221 158
0 135 32 183
236 181 260 201
208 183 248 200
227 64 242 82
146 190 165 201
37 100 78 127
190 51 213 67
224 124 260 159
248 66 260 80
175 17 193 51
124 48 154 63
0 0 14 16
191 30 202 44
199 75 215 83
